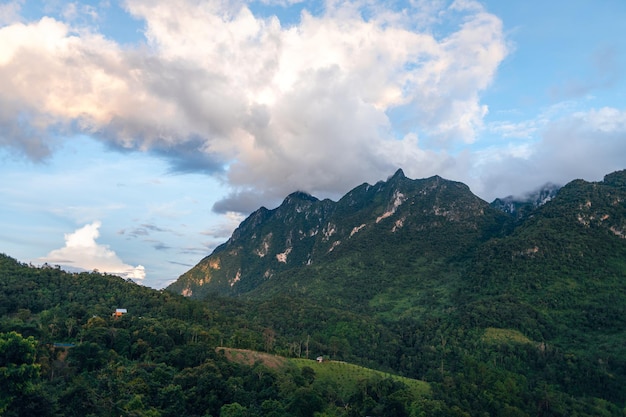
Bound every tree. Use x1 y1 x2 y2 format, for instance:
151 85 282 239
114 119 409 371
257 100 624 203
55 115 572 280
220 402 248 417
67 342 106 371
157 384 186 417
301 366 316 385
0 331 41 414
263 328 276 352
287 387 324 417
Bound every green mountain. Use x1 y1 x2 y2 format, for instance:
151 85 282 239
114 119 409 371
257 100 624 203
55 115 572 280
168 169 511 305
2 169 626 416
169 170 626 320
166 168 626 415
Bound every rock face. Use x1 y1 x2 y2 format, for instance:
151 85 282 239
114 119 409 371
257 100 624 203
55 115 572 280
167 169 510 299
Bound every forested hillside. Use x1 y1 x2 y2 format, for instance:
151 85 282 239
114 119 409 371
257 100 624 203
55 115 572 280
0 255 434 416
2 170 626 416
172 169 626 416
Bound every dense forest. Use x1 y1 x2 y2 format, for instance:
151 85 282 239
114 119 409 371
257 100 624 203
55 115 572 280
2 249 626 417
0 255 437 417
2 171 626 416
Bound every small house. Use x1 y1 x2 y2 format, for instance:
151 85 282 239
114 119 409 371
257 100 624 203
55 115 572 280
113 308 127 318
316 356 324 363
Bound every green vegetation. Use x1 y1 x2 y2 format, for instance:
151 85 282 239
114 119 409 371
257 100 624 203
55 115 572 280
0 331 41 414
290 358 430 399
217 347 430 410
2 169 626 416
0 254 433 416
482 328 535 346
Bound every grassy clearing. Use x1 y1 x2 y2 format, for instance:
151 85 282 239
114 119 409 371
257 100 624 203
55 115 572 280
216 347 287 369
291 358 430 398
482 327 535 345
218 347 430 399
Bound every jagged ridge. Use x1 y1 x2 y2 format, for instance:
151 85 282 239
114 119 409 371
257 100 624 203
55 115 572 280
168 169 510 300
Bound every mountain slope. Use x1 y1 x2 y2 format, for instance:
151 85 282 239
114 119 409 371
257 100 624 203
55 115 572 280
453 170 626 402
0 255 432 417
4 169 626 416
168 169 511 304
164 169 626 414
169 170 626 335
461 170 626 335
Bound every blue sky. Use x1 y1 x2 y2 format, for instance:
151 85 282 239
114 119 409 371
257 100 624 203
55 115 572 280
1 0 625 288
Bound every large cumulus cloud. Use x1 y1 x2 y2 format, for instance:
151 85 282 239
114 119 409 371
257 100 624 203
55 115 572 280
2 0 508 210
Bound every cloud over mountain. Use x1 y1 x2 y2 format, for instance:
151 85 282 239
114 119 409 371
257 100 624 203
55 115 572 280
475 107 626 200
1 0 625 214
0 0 507 210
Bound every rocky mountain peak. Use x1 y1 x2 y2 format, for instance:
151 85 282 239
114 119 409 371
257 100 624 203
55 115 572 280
283 191 318 204
168 169 513 298
389 168 406 180
167 168 625 301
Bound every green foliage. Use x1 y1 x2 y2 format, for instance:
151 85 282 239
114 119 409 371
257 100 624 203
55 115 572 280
2 170 626 416
220 402 248 417
290 358 430 401
0 331 41 413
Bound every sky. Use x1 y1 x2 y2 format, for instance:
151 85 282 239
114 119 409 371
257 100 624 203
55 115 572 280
1 0 625 288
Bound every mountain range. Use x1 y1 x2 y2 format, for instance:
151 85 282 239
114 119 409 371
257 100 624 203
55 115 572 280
168 169 625 313
169 169 508 299
2 168 626 416
165 168 626 411
165 168 626 412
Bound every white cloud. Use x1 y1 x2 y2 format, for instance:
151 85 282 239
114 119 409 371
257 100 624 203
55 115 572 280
469 106 626 200
487 119 538 139
201 211 246 239
61 2 100 23
0 0 508 212
256 0 305 6
39 221 146 282
0 1 22 26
